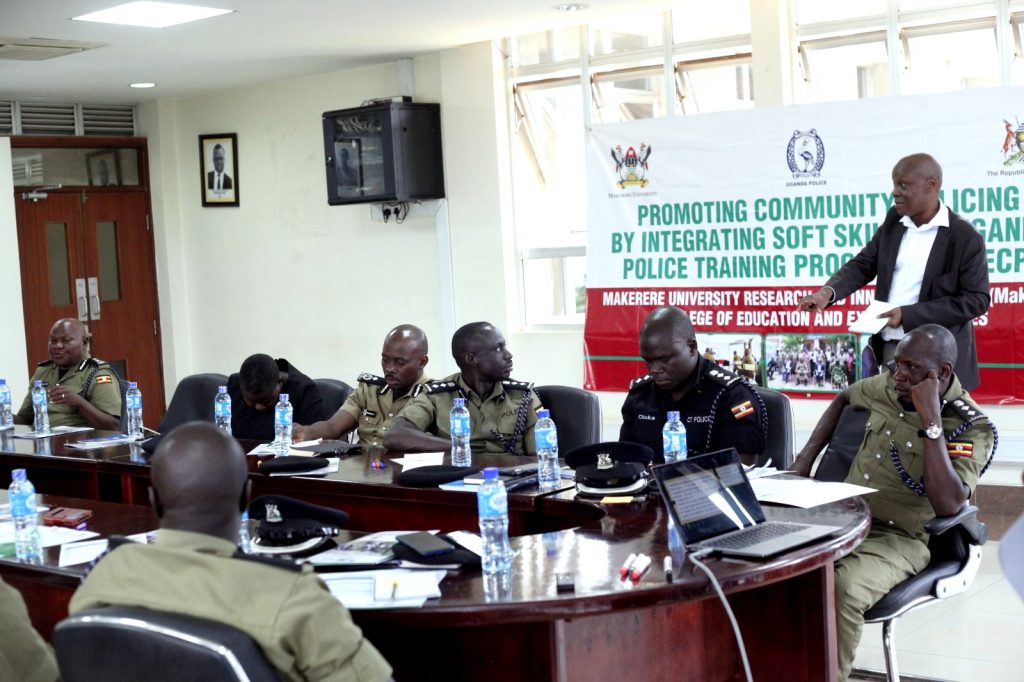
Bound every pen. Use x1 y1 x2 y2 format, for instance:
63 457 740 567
391 579 399 600
619 552 638 580
663 555 673 583
630 554 652 582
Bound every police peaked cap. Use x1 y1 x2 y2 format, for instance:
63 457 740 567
565 441 654 468
246 495 349 547
565 441 653 493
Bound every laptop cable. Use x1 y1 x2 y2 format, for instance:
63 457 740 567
688 549 754 682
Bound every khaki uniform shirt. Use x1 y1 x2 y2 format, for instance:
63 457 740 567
16 356 122 428
846 373 993 542
338 373 429 447
401 372 542 456
69 529 392 682
0 577 57 682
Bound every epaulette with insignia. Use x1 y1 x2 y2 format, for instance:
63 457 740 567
946 396 988 424
501 379 532 391
231 551 303 572
424 380 460 394
628 374 653 391
704 365 741 387
357 373 387 386
37 359 54 367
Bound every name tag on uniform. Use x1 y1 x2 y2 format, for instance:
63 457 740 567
361 409 377 419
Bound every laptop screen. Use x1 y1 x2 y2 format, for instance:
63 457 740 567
653 448 766 545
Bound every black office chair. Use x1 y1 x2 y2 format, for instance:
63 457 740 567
314 378 354 417
156 373 229 434
53 606 283 682
534 385 602 453
810 407 989 681
751 386 793 469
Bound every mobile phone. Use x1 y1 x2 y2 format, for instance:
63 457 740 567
396 531 455 557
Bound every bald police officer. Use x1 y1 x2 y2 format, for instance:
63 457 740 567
70 422 392 682
14 318 121 431
384 322 542 456
293 325 430 448
790 324 994 680
620 307 765 465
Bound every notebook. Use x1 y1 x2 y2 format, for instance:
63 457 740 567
652 448 842 559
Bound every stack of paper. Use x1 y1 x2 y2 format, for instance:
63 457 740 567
14 425 93 439
0 521 99 549
750 476 876 508
67 434 140 449
321 568 447 609
391 452 444 470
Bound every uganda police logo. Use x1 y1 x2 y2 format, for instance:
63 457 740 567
611 143 652 188
1001 117 1024 165
786 130 825 178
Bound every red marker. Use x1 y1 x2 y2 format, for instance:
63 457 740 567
630 554 652 582
619 553 637 580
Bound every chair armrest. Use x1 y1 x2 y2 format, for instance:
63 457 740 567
925 505 987 545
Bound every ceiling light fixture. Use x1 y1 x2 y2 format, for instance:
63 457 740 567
72 2 233 29
129 82 156 88
553 3 589 11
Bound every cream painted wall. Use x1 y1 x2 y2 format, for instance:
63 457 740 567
0 138 30 402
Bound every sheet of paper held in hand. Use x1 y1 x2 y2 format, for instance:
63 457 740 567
750 476 876 508
848 299 895 335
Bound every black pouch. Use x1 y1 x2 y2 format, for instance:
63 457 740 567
257 455 329 475
396 464 482 487
293 440 361 456
391 533 481 568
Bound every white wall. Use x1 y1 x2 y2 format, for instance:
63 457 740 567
0 138 30 401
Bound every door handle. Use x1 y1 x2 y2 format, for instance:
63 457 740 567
87 277 101 320
75 278 88 321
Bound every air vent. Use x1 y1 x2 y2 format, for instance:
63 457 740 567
19 101 76 135
0 100 12 135
0 37 104 61
82 104 136 136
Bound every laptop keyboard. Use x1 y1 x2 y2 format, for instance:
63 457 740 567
701 522 809 550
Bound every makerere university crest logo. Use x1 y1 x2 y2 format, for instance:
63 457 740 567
786 130 825 178
611 144 652 188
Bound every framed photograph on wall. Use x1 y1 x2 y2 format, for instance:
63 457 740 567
199 133 239 207
86 149 121 186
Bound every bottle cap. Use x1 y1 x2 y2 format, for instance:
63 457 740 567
279 393 289 403
482 467 499 481
538 409 550 419
453 397 465 407
12 468 26 481
129 381 138 390
34 380 43 387
0 378 6 385
667 410 680 421
218 385 227 393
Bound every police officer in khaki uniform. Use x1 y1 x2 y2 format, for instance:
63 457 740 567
384 322 543 456
14 318 121 431
70 423 392 682
620 307 765 465
293 325 430 448
0 577 57 682
791 324 994 681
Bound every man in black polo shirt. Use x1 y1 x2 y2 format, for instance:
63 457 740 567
227 354 324 441
619 307 765 465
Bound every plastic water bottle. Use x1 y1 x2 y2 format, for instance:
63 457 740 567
534 409 560 490
274 394 293 456
477 467 511 575
126 381 144 439
450 397 471 467
238 510 253 554
214 386 232 435
31 380 49 435
663 410 687 463
10 469 42 563
0 379 12 429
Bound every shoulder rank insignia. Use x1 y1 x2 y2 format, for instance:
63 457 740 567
500 379 532 391
95 375 113 385
731 400 754 419
37 359 55 367
357 373 387 386
705 365 741 387
946 439 974 458
424 380 460 394
946 397 988 424
628 374 653 391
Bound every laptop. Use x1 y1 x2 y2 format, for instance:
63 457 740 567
652 448 842 559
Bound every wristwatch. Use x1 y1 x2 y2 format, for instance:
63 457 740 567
920 423 942 440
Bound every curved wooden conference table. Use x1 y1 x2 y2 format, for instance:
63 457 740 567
0 427 870 681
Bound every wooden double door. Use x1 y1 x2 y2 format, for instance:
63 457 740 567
14 189 165 423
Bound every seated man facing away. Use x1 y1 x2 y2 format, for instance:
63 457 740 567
14 318 121 431
70 422 392 682
228 354 325 441
293 325 429 448
384 321 542 456
619 307 765 465
1 576 57 682
789 324 994 681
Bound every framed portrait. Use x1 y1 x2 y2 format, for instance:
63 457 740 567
86 149 121 187
199 133 239 207
333 138 362 197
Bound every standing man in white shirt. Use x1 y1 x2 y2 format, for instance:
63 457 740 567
798 153 990 390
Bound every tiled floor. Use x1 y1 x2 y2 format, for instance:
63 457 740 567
852 538 1024 681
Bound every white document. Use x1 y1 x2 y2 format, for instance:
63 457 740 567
750 477 876 508
390 452 445 470
0 521 98 548
321 568 445 610
58 529 158 567
848 299 895 335
14 425 93 440
268 457 340 477
248 442 324 457
66 434 140 449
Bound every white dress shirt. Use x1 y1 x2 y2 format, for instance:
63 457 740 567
880 202 948 340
